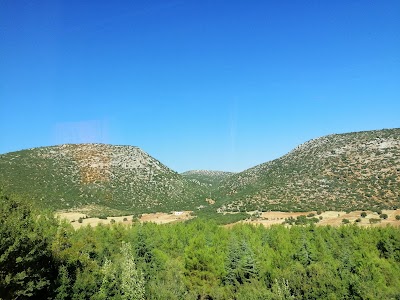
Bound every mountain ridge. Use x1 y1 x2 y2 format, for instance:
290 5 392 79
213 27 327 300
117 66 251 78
215 128 400 212
0 143 208 214
1 128 399 214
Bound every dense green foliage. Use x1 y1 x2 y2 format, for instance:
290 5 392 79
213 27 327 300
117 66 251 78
0 193 59 299
1 191 400 299
283 215 320 226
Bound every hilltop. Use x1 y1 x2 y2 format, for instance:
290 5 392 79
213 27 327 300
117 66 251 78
215 128 400 212
0 144 209 214
0 128 399 215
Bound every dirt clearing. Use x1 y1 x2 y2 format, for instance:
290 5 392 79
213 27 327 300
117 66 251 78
56 211 193 229
227 210 400 228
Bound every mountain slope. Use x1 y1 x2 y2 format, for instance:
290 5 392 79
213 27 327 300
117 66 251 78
0 144 208 213
1 128 399 215
216 128 400 212
181 170 235 187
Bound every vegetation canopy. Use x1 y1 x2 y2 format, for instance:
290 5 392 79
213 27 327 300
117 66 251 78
1 190 400 299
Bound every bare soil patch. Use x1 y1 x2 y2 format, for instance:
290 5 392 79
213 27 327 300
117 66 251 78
228 210 400 228
57 211 193 229
140 211 193 224
57 209 400 229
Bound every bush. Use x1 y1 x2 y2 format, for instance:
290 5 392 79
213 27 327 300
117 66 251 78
78 217 83 223
110 219 116 224
395 215 400 220
123 217 128 222
285 215 320 226
295 215 308 225
361 212 367 218
284 217 295 225
342 219 350 224
316 210 322 215
307 213 315 218
369 218 381 224
380 213 388 219
355 218 361 223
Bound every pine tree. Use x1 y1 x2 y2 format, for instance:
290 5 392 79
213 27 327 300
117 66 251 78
96 259 119 300
224 238 258 286
55 265 71 300
120 242 145 300
0 193 58 299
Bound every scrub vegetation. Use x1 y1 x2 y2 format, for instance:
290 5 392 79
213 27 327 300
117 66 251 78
0 129 399 219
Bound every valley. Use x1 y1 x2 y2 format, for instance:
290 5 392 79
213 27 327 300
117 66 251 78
1 128 399 221
1 128 400 299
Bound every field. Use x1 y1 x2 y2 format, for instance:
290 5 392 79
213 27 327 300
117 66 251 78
57 209 400 229
230 209 400 227
56 210 194 228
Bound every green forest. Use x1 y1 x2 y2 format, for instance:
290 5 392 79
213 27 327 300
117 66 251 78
1 191 400 300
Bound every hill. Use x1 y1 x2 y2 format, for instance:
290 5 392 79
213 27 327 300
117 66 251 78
215 128 400 212
1 128 400 215
0 144 208 214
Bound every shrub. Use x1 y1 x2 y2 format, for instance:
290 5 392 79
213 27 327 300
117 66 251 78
307 213 315 218
361 212 367 218
355 218 361 223
316 210 322 215
342 219 350 224
110 219 116 224
395 215 400 221
283 217 295 225
78 217 83 223
380 213 388 219
123 217 128 222
295 215 308 225
369 218 381 224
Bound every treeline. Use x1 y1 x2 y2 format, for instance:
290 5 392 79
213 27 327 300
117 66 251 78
1 192 400 299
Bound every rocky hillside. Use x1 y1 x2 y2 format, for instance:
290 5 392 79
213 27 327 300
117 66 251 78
216 128 400 212
181 170 235 187
1 129 399 215
0 144 208 213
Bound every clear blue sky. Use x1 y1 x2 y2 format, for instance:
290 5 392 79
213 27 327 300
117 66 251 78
1 1 399 172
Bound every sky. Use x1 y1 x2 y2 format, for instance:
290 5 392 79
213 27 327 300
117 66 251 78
1 0 399 172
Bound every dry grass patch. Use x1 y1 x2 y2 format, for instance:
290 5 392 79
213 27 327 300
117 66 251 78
56 210 194 228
